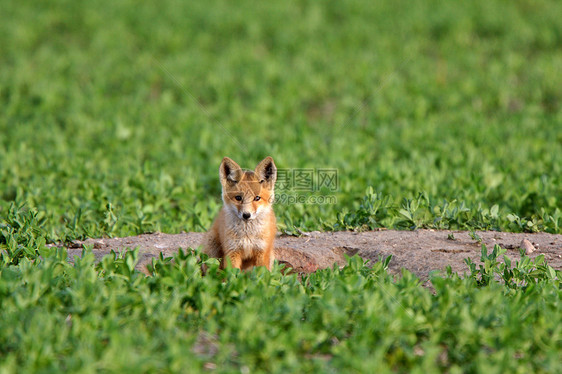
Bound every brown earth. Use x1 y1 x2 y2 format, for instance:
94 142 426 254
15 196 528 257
64 230 562 280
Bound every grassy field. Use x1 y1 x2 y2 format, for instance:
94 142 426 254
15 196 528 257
1 0 561 241
1 0 561 372
0 247 561 373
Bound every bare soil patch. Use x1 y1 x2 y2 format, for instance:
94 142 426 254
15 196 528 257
65 230 562 280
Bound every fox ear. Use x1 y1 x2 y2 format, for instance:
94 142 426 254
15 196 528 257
220 157 243 185
255 156 277 187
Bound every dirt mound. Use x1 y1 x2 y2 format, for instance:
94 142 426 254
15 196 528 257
65 230 562 280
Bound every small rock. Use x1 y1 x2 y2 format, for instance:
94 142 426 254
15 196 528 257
414 345 425 356
520 239 535 255
203 362 217 370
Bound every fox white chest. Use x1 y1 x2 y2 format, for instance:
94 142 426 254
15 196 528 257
224 235 266 258
222 211 269 257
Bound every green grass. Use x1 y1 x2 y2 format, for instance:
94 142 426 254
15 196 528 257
0 247 561 373
1 0 561 241
1 1 561 372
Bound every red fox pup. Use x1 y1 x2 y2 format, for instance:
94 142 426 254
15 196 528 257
203 156 277 270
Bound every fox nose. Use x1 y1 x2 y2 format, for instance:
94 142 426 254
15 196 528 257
242 212 251 220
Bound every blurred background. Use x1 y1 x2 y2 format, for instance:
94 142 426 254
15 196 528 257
0 0 561 240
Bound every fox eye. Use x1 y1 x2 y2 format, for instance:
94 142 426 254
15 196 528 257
235 195 242 201
254 196 261 201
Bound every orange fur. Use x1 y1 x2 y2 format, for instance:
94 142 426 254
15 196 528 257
203 156 277 271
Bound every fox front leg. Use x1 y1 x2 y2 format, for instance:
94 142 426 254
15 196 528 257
222 252 243 269
254 250 273 271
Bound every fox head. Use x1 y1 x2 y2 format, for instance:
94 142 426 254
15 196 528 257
219 156 277 221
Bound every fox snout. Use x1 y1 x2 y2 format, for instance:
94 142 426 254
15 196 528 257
235 204 257 221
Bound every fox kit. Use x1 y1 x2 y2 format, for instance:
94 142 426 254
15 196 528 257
203 156 277 270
